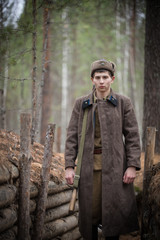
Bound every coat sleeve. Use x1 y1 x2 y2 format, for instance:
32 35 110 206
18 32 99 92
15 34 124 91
122 97 141 170
65 99 81 169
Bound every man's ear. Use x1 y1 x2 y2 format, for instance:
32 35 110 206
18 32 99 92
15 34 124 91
111 76 115 83
91 77 94 83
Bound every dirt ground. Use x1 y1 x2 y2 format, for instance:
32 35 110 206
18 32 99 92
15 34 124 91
0 129 160 240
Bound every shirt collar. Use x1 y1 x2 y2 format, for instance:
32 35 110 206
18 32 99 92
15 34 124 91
93 90 110 103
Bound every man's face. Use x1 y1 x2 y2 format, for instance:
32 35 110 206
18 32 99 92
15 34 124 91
91 71 115 95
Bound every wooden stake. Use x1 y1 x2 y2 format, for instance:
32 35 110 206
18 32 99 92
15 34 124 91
141 127 156 239
18 113 31 240
32 123 56 240
56 126 61 153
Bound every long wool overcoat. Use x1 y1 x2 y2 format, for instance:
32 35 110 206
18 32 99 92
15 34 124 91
65 89 141 239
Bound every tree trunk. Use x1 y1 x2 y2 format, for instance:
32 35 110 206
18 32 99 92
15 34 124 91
36 6 51 144
128 0 141 127
116 0 123 94
61 8 70 152
32 124 55 240
0 1 7 130
141 127 156 239
18 113 31 240
40 7 52 145
129 0 136 108
0 89 4 128
142 0 160 153
31 0 38 144
123 0 129 95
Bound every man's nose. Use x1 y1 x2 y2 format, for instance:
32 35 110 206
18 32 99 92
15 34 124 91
100 78 104 83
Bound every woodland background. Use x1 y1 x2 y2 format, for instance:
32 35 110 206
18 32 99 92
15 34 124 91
0 0 159 153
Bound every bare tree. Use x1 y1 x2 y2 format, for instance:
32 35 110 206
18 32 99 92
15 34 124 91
36 4 51 144
116 0 123 94
0 0 7 129
40 6 52 145
31 0 38 144
61 8 70 151
129 0 136 107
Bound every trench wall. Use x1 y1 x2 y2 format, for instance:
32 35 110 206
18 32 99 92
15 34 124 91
0 130 81 240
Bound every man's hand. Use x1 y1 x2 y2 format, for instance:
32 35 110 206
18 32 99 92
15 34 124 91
123 167 136 184
65 167 75 185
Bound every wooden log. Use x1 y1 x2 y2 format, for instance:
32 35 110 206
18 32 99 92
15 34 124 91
52 226 81 240
0 165 10 184
0 185 17 208
0 164 19 184
46 190 72 209
28 181 70 198
30 182 38 198
0 226 17 240
141 127 156 240
42 214 79 240
0 208 17 233
48 181 71 195
45 201 79 223
18 113 31 240
32 124 56 240
9 163 19 180
48 181 70 195
0 163 19 184
15 180 38 199
30 199 36 213
30 189 74 214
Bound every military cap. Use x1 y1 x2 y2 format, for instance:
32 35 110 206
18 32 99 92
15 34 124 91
91 59 116 77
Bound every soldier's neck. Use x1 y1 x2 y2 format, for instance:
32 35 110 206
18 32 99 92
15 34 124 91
95 89 110 99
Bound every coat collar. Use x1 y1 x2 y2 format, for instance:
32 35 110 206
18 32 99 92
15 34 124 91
82 88 118 109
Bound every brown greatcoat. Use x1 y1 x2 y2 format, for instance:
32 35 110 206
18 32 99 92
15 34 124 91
65 89 141 239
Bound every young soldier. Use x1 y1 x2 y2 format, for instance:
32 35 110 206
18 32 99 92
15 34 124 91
65 59 141 240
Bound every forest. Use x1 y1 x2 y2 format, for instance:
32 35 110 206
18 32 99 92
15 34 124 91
0 0 160 152
0 1 160 240
0 0 149 151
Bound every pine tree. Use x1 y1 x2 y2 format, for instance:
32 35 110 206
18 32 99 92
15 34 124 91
143 0 160 153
